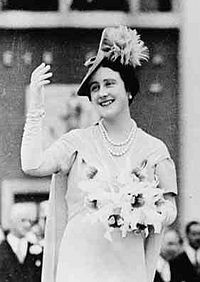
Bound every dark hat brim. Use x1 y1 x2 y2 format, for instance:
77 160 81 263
77 51 105 97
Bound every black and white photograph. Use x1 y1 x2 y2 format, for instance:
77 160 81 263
1 1 200 282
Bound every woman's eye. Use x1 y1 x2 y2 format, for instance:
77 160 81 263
106 81 115 87
90 84 99 93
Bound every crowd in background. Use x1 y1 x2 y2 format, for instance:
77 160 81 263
0 201 199 282
154 221 200 282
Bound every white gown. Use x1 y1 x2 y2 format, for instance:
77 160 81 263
21 115 177 282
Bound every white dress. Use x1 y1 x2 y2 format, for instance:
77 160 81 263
21 114 177 282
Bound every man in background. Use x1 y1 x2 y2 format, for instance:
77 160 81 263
0 202 43 282
170 221 200 282
154 228 183 282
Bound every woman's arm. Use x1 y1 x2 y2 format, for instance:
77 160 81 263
145 157 177 282
21 116 76 176
155 158 177 226
21 63 76 177
145 194 177 282
159 192 177 226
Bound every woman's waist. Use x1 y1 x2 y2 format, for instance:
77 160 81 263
67 207 145 245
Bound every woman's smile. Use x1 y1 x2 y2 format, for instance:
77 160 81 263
98 98 115 107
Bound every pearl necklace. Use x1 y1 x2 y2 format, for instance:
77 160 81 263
99 119 137 157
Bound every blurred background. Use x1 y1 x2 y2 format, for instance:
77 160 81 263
0 0 198 237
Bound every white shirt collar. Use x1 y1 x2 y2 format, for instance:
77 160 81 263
7 233 28 262
184 242 200 265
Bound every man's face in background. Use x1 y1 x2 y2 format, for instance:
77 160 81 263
187 223 200 250
160 230 182 261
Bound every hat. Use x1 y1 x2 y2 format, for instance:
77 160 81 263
77 25 149 97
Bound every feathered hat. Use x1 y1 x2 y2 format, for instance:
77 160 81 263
77 25 149 96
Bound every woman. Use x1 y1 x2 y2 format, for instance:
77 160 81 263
21 26 177 282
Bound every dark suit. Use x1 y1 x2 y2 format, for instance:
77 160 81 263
0 239 43 282
170 251 200 282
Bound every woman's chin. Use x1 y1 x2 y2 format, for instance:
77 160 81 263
99 110 117 121
97 104 118 120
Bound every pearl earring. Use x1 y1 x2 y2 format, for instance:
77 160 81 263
129 94 132 100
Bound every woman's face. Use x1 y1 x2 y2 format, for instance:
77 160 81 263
89 66 129 120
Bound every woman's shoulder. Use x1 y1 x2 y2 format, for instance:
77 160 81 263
135 128 171 165
60 124 97 144
137 127 167 149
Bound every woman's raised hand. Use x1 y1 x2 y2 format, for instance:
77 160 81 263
29 63 52 110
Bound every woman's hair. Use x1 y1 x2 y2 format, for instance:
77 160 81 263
88 57 140 105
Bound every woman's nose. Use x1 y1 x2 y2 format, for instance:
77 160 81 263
99 86 108 97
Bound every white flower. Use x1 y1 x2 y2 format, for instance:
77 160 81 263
78 158 164 241
103 26 149 67
35 259 42 267
29 244 43 255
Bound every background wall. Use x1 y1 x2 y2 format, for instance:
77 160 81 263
180 0 200 227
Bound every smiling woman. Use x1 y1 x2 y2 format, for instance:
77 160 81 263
88 58 139 105
21 25 178 282
89 66 130 122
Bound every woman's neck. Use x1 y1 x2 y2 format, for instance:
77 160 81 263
101 112 134 143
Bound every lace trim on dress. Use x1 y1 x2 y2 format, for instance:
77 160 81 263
26 109 45 120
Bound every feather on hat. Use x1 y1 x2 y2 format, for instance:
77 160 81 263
77 25 149 96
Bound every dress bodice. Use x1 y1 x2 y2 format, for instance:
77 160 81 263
65 123 176 221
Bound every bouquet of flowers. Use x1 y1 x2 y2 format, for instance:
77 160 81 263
78 159 166 241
